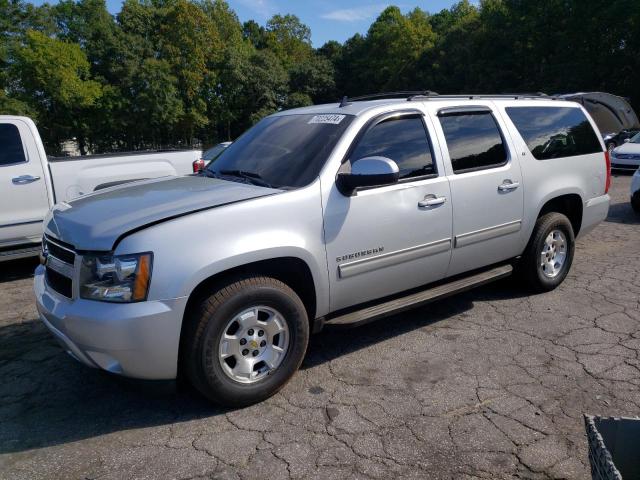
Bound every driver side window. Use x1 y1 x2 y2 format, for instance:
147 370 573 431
350 115 436 180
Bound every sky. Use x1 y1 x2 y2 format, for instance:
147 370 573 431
26 0 464 46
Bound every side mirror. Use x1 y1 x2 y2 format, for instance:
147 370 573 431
337 156 400 196
624 138 631 143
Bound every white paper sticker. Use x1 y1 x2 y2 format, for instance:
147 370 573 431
308 114 346 125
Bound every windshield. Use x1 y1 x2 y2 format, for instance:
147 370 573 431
203 143 229 161
206 113 354 189
631 132 640 144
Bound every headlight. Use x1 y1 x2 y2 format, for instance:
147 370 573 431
79 252 152 302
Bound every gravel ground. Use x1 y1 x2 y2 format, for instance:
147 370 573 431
0 175 638 480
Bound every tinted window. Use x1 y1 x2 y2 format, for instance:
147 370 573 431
506 107 602 160
207 114 353 189
350 116 435 179
0 124 27 166
439 112 507 173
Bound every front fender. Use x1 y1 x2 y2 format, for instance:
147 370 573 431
115 183 329 317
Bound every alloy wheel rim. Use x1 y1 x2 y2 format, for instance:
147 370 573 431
218 305 289 384
539 229 567 278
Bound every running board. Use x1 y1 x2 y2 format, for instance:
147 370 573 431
323 264 513 329
0 245 41 262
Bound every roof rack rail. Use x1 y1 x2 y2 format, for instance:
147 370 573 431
339 91 439 107
338 91 556 107
408 92 554 101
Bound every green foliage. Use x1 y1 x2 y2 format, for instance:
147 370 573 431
0 0 638 153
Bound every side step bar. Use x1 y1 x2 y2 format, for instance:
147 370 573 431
323 263 513 329
0 245 41 262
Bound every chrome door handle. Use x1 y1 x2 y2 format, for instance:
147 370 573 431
12 175 41 185
418 195 447 208
498 181 520 192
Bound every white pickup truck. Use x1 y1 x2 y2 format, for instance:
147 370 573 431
0 116 202 261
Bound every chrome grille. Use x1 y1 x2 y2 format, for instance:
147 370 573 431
44 236 76 298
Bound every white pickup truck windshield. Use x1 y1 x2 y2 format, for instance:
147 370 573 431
206 113 354 189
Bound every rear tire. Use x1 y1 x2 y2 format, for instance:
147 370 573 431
632 195 640 214
520 213 575 292
183 275 309 407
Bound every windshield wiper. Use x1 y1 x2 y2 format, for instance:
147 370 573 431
218 169 275 188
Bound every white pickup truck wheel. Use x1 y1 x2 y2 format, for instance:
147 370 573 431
520 212 575 292
183 276 309 407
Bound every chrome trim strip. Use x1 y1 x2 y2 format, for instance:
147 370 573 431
46 255 74 278
0 219 42 228
455 220 521 248
338 238 452 279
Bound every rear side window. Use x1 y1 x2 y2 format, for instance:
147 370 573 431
350 116 435 179
439 112 507 173
505 107 602 160
0 124 27 166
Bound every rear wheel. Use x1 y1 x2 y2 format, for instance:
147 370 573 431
632 195 640 214
183 276 309 407
520 213 575 292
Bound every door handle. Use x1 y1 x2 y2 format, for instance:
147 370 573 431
498 180 520 192
418 195 447 208
12 175 41 185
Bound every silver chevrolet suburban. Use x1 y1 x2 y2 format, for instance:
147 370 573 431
35 93 611 406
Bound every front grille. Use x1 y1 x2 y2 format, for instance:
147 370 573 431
46 240 75 264
616 153 640 160
44 236 76 298
45 268 73 298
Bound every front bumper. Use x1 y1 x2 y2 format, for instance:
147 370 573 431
35 265 188 379
611 156 640 170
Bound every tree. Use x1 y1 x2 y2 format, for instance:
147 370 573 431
264 14 312 69
12 29 101 152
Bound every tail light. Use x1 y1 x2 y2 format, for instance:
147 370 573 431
192 158 205 173
604 151 611 194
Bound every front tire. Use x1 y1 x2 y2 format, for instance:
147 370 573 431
520 213 575 292
183 276 309 407
632 195 640 214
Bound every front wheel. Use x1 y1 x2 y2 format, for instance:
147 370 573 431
519 213 575 292
183 276 309 407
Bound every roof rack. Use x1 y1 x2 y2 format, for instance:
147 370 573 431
408 92 554 101
338 91 554 107
339 91 439 107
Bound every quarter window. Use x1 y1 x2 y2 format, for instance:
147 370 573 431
439 112 507 173
505 106 602 160
0 124 27 166
350 116 435 180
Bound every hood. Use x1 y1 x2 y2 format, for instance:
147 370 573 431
613 141 640 155
45 176 280 251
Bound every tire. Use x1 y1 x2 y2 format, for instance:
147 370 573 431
183 276 309 407
632 195 640 214
520 212 575 292
607 142 616 153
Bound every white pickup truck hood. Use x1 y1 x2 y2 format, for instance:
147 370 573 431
44 176 281 251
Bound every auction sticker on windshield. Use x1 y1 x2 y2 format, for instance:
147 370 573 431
308 114 346 125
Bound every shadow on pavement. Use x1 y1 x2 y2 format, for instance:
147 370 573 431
0 257 40 284
606 201 640 225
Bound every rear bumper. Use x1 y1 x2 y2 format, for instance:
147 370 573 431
34 265 188 379
579 194 610 238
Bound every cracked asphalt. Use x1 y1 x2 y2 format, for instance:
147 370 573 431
1 175 639 480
